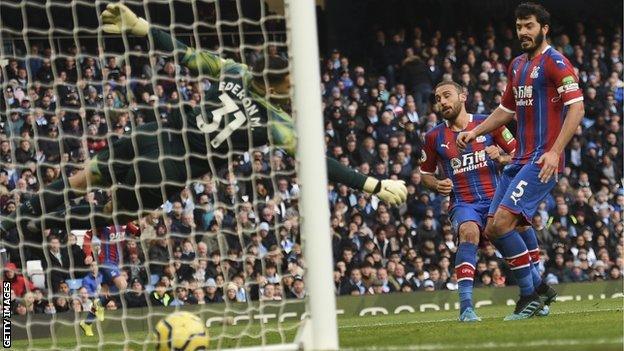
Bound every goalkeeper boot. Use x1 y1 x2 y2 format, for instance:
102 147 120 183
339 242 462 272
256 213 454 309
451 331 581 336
94 299 105 322
80 321 94 337
536 283 557 317
459 307 482 322
504 293 544 321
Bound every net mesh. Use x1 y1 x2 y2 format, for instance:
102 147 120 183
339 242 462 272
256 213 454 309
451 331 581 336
0 0 309 349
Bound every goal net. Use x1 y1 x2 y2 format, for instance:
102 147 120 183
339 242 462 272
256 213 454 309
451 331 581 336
0 0 336 350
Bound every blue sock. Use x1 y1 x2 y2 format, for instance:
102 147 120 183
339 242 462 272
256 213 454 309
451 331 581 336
520 227 543 288
455 242 478 314
493 230 534 297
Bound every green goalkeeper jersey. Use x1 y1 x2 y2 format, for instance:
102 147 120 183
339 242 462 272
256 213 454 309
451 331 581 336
151 29 367 190
152 29 295 159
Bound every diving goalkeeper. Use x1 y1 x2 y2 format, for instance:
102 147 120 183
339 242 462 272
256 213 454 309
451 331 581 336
0 3 406 237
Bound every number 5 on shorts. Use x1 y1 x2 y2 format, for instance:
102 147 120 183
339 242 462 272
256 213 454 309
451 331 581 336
510 180 528 205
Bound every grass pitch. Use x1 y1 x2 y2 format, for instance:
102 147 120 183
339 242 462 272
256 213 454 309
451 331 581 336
12 297 623 351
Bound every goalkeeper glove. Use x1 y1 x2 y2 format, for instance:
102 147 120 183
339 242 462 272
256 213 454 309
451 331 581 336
101 3 149 37
363 177 408 206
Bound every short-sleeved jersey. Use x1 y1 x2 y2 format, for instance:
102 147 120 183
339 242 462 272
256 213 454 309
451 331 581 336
420 114 517 205
82 226 127 265
500 46 583 169
167 59 296 175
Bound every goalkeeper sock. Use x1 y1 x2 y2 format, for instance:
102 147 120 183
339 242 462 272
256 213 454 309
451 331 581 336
493 230 534 297
455 242 477 314
519 227 542 288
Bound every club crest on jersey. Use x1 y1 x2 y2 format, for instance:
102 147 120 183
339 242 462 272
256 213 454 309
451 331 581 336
451 158 462 170
530 66 540 79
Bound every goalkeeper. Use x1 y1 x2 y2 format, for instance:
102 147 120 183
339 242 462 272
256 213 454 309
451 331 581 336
0 3 406 237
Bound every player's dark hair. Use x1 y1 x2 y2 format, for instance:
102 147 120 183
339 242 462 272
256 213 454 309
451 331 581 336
434 80 463 94
251 56 289 86
515 2 551 28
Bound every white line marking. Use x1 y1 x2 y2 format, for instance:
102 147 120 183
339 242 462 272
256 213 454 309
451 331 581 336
341 338 623 351
338 307 622 329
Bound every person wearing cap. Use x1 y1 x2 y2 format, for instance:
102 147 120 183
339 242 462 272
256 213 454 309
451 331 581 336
205 278 223 303
423 279 435 292
224 282 240 302
4 86 19 108
3 262 35 298
19 95 31 109
256 221 274 246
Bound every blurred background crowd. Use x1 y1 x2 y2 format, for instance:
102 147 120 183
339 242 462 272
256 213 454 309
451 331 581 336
0 0 621 316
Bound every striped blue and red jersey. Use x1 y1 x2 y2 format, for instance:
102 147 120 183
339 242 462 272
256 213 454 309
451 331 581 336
420 114 517 205
500 46 583 170
82 225 127 265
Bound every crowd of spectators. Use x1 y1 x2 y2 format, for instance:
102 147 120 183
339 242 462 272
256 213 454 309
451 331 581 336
0 18 622 316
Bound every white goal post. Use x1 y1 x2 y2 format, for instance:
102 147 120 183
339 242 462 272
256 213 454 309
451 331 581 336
286 0 339 349
0 0 339 349
229 0 340 349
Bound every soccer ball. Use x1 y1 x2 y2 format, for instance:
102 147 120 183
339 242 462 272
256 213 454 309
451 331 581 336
154 311 210 351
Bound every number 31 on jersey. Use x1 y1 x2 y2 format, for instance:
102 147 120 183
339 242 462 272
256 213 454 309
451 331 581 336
196 92 247 148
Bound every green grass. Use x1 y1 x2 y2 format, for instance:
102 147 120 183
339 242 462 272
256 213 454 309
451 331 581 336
12 298 623 351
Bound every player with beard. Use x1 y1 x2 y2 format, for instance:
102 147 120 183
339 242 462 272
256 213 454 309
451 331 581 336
420 80 517 322
457 2 584 320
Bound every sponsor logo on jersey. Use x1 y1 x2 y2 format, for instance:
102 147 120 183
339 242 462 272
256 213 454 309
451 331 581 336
513 85 533 106
451 150 488 175
441 142 450 149
476 136 486 143
530 66 540 79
